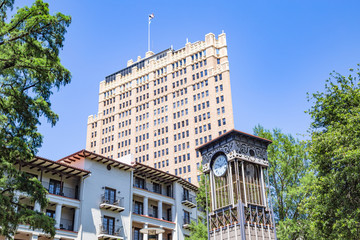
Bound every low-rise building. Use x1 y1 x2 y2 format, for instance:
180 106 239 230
2 150 198 240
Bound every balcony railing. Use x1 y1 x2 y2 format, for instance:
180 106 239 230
59 218 74 231
99 224 124 239
133 183 173 198
182 194 197 208
42 181 78 199
100 195 125 212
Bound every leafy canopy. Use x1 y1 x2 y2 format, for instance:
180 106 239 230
254 125 313 240
0 0 71 237
307 66 360 239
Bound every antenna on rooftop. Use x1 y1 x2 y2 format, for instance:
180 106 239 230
186 38 189 44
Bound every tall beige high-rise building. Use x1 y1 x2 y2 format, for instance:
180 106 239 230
86 32 234 185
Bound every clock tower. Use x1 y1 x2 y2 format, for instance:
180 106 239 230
197 129 277 240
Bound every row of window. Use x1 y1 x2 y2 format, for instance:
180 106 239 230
216 95 224 104
135 112 149 122
119 90 132 100
173 119 189 130
102 135 114 144
218 118 227 126
119 109 131 119
135 133 149 142
103 97 116 107
173 98 188 109
135 144 149 153
174 142 190 152
153 76 167 86
104 88 116 98
118 139 131 148
135 102 149 112
154 116 168 126
154 159 170 169
174 165 191 175
154 137 169 147
194 112 211 123
172 78 187 88
173 109 188 120
191 59 207 70
103 106 115 116
154 85 167 96
135 154 149 163
192 70 208 80
91 131 97 138
215 84 223 92
172 87 188 98
174 153 191 164
101 145 113 154
172 67 187 79
119 100 132 110
172 58 186 70
119 129 131 138
154 148 169 158
91 122 97 128
192 79 208 91
174 130 190 141
155 67 167 77
195 135 212 146
136 83 149 93
103 115 115 125
119 119 131 129
193 90 209 101
90 141 96 147
191 50 206 61
154 105 168 115
214 73 223 82
154 126 169 137
136 93 149 103
117 149 130 158
153 95 168 105
194 101 210 112
135 122 149 132
102 125 114 134
195 123 211 134
136 74 149 85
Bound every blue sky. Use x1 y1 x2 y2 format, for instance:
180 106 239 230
15 0 360 160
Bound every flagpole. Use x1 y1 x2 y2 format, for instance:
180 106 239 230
148 18 150 52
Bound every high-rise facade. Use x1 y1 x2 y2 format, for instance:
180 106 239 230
86 32 234 185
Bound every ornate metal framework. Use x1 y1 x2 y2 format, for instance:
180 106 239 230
197 130 277 240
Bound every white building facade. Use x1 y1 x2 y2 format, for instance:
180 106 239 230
1 150 198 240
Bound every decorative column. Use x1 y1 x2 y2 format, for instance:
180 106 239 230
55 203 62 229
144 197 148 216
73 207 80 232
158 231 163 240
158 200 162 219
143 223 148 240
171 204 175 222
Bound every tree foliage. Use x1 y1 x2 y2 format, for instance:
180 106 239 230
185 214 208 240
254 125 313 240
306 67 360 239
0 0 71 237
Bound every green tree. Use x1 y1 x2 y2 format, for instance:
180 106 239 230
185 214 208 240
253 125 313 240
185 166 209 240
0 0 71 237
307 66 360 239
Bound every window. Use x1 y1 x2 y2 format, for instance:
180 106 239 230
134 177 145 189
153 182 162 194
184 210 190 224
134 201 144 215
104 187 116 204
46 210 55 219
103 216 115 235
134 228 143 240
48 179 61 195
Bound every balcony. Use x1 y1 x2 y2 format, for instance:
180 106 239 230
99 195 125 212
133 183 173 198
182 217 196 229
42 181 79 200
182 194 197 208
98 225 124 240
59 218 74 231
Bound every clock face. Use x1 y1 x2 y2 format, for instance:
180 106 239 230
212 155 228 177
